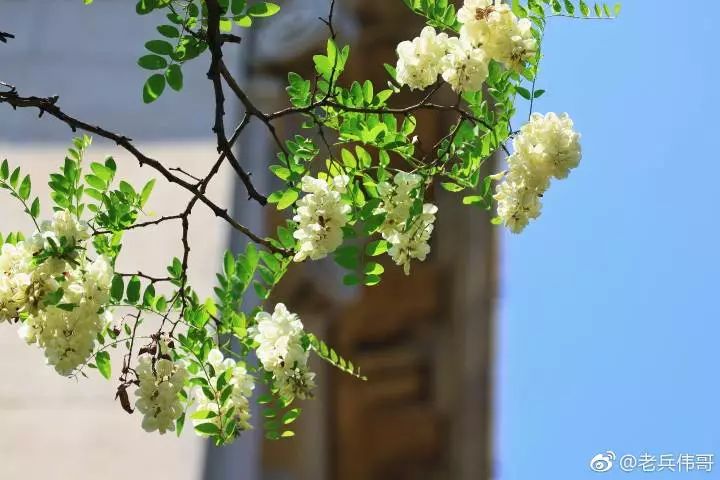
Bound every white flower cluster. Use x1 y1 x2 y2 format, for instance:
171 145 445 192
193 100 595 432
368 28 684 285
440 37 489 94
494 112 582 233
376 172 437 275
250 303 315 400
0 210 113 375
395 1 537 93
457 0 537 72
293 175 351 263
135 351 188 435
192 348 255 435
395 26 450 90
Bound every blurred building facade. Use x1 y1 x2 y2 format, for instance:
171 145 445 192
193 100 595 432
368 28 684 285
247 1 499 479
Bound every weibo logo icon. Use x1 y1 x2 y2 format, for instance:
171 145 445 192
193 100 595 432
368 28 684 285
590 451 616 473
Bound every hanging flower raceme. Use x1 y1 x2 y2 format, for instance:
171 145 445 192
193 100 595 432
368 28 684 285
376 172 438 275
192 348 255 437
0 242 33 322
135 348 188 435
7 210 114 375
386 203 438 275
292 175 351 262
494 112 582 233
250 303 316 400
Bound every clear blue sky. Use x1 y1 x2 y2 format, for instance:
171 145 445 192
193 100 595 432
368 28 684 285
496 2 720 479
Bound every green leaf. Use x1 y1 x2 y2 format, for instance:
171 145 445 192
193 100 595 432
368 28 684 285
138 54 168 70
307 333 367 380
579 0 590 15
343 273 360 286
269 165 290 181
145 40 173 55
105 156 117 172
231 0 247 14
383 63 397 80
143 74 166 104
155 295 168 312
441 182 464 192
516 86 532 100
136 0 156 14
247 2 280 17
340 148 357 168
223 250 235 276
157 25 180 38
365 239 388 256
85 174 106 190
282 408 301 425
219 18 233 32
165 64 183 91
234 15 252 27
176 413 186 437
276 189 299 210
355 146 372 168
96 351 111 380
9 167 19 188
0 159 8 179
126 276 141 304
334 245 359 269
274 227 293 250
90 162 114 182
119 180 136 196
56 303 77 312
43 288 64 306
85 188 103 202
142 284 156 307
18 175 31 200
194 422 221 435
111 275 124 302
364 262 384 276
140 179 156 207
30 197 40 218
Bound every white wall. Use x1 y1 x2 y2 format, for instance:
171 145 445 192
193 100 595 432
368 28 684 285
1 0 235 141
0 1 257 479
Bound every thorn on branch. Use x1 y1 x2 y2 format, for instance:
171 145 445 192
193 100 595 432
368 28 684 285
169 166 203 183
0 81 16 93
220 33 242 44
0 31 15 44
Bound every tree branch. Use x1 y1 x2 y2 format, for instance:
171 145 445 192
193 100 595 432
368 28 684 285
205 0 268 206
0 88 284 254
